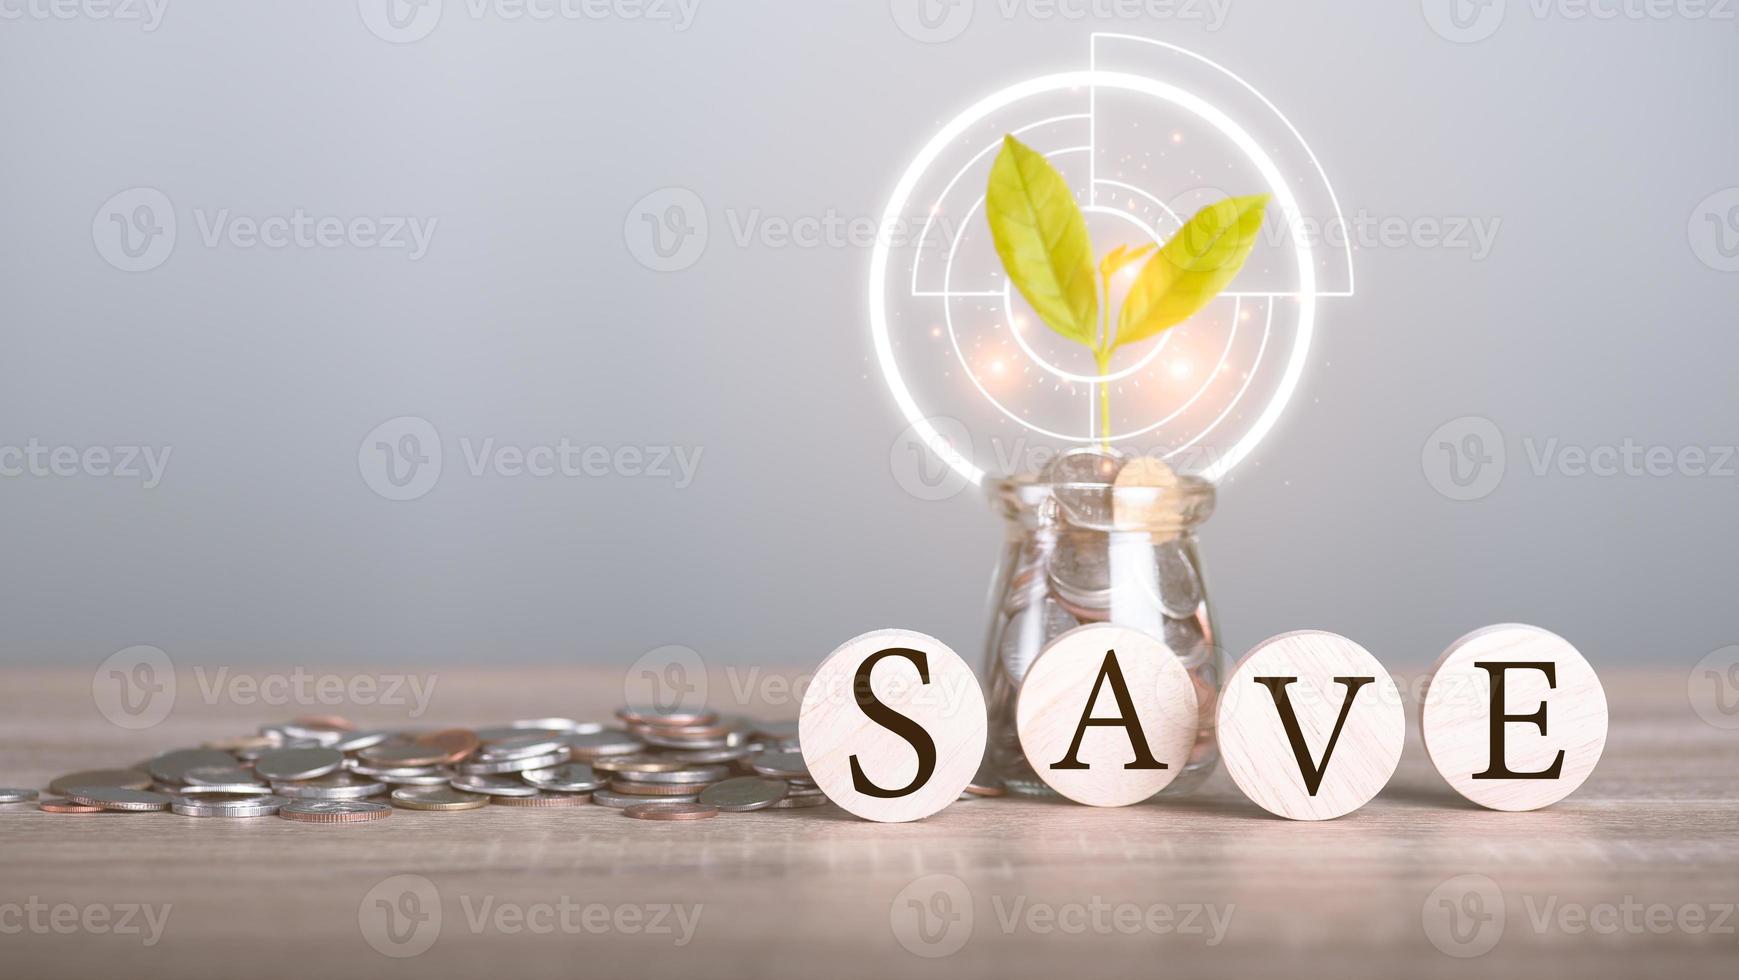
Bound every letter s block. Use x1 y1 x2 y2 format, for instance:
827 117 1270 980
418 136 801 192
799 629 987 822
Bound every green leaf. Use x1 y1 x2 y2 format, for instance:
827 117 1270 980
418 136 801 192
986 135 1097 348
1115 194 1269 350
1099 242 1155 281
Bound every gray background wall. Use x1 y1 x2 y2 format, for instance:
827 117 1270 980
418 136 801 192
3 1 1736 671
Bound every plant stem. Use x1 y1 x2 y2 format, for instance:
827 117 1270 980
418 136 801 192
1095 271 1113 449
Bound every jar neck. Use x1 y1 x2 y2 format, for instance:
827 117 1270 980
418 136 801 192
988 474 1216 536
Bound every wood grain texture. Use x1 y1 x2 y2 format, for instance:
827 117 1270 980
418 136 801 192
1017 624 1197 806
0 664 1733 980
1422 624 1608 811
1217 630 1405 821
799 629 986 823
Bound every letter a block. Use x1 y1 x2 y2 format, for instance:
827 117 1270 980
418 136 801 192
799 629 987 823
1421 624 1607 811
1217 631 1405 820
1016 624 1198 807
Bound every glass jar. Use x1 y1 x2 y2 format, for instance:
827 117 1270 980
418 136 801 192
981 464 1223 797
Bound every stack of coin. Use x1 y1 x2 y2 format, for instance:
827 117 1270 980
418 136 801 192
7 709 880 824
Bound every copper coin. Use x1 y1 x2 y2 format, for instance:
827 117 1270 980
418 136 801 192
414 729 480 764
593 755 690 774
490 792 592 808
277 800 392 823
622 802 718 821
610 778 709 797
358 742 450 768
291 714 356 732
64 787 173 811
39 798 106 814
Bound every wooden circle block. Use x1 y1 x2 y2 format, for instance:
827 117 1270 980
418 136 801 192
1217 631 1405 821
1016 623 1198 807
1421 624 1607 812
798 629 987 823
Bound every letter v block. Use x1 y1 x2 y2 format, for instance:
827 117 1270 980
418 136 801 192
1218 631 1405 820
1421 624 1607 811
799 629 987 822
1017 624 1198 806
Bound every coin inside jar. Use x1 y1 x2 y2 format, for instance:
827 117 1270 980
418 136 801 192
697 777 788 812
622 802 718 821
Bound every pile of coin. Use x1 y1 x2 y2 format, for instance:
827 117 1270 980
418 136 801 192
3 708 848 824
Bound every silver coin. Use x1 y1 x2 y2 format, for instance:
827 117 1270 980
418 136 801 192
235 738 321 761
253 747 344 782
1153 540 1202 618
64 787 174 811
509 718 603 734
182 765 261 786
390 786 491 811
0 788 39 804
330 729 395 753
274 723 345 746
176 781 271 795
455 749 568 775
170 794 286 818
637 731 730 750
750 752 809 780
476 733 569 761
562 731 645 758
521 764 605 793
378 769 456 787
347 760 433 776
698 777 788 812
590 788 697 808
662 746 752 764
449 774 541 797
277 800 392 823
271 772 388 800
768 793 828 809
616 705 719 727
146 748 238 785
615 765 729 785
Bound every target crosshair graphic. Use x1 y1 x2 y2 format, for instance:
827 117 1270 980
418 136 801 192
869 35 1353 485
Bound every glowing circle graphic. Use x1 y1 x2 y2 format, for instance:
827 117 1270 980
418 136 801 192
868 35 1353 485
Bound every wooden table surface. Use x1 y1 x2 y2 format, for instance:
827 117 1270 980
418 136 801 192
2 665 1734 979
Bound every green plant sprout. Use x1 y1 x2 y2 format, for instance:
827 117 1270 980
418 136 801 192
985 134 1268 446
